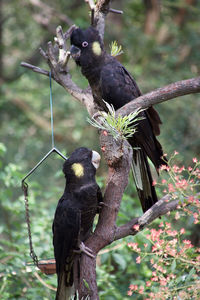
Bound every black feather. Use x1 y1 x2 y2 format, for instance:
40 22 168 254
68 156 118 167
52 147 102 299
70 27 167 213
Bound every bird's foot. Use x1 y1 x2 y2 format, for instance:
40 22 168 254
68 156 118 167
92 110 107 121
92 111 101 120
74 242 95 258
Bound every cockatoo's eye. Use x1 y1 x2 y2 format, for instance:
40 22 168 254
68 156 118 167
82 41 88 48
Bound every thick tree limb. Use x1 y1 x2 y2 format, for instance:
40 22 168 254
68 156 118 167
117 77 200 117
115 193 200 240
115 195 172 240
21 57 200 119
75 132 133 299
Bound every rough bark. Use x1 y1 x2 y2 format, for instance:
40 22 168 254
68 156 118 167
117 77 200 117
76 133 133 299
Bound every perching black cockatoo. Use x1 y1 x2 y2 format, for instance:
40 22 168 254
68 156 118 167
52 147 102 300
70 26 167 213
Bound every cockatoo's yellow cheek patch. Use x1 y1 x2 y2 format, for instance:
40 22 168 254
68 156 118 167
92 41 102 56
71 163 84 177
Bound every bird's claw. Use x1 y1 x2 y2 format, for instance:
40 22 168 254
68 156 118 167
92 111 102 120
74 242 95 258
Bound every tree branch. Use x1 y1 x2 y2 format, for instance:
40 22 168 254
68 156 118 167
115 193 200 240
21 24 97 116
76 132 133 299
117 77 200 117
115 195 171 240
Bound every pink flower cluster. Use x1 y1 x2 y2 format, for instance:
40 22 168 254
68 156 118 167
127 154 200 299
127 220 200 298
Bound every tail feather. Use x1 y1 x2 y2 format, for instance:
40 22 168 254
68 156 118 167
56 271 74 300
132 149 158 213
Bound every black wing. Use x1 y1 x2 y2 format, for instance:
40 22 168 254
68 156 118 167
53 197 80 283
99 57 167 212
100 58 164 169
74 182 102 241
100 57 141 109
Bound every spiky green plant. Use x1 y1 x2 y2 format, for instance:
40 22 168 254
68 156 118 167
87 102 145 141
110 41 123 57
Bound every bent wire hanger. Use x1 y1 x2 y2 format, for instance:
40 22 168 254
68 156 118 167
22 71 67 184
21 72 67 266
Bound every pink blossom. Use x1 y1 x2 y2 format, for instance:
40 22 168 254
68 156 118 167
168 183 175 193
151 276 158 282
136 256 141 264
183 240 193 248
149 292 156 298
188 196 195 203
175 212 180 220
160 279 167 286
150 258 154 264
193 212 198 219
128 242 141 252
160 164 170 171
173 165 179 173
152 180 157 186
175 179 188 190
146 281 151 287
180 228 185 234
127 290 133 296
159 222 164 227
138 286 144 294
193 157 198 163
165 222 171 229
166 230 178 237
133 224 140 231
129 284 138 291
178 166 185 173
150 228 163 241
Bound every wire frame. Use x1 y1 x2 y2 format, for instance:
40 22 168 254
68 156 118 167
21 72 67 266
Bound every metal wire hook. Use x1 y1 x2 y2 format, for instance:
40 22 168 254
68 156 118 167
21 71 68 265
21 71 67 184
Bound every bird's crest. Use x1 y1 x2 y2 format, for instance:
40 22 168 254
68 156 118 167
92 41 101 56
71 163 84 177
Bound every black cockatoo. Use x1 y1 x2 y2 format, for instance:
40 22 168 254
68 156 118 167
52 147 102 300
70 26 166 213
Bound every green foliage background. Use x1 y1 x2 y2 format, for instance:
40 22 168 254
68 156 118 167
0 0 199 299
